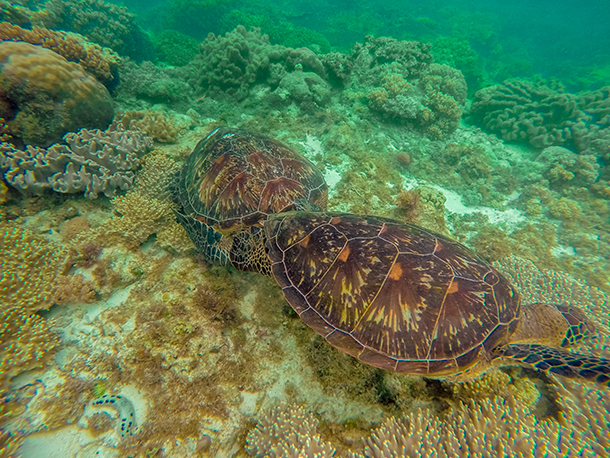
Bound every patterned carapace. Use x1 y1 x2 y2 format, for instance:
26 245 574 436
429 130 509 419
263 211 610 383
171 127 327 268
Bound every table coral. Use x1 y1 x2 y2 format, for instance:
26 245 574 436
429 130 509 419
0 122 152 199
0 41 114 146
0 22 120 86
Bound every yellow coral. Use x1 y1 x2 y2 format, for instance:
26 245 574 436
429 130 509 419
116 111 179 143
0 222 69 313
0 308 59 391
83 152 184 247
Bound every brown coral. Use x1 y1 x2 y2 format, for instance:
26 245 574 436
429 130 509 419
0 22 120 85
0 222 70 313
0 41 114 146
116 110 179 143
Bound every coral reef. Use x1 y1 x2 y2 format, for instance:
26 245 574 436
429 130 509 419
347 36 466 139
347 396 606 457
0 22 120 86
44 0 155 61
0 41 114 146
470 80 610 152
393 186 448 234
0 222 70 313
193 26 326 101
115 111 179 143
80 151 192 251
0 122 152 199
246 405 336 457
116 60 194 108
153 29 199 67
269 63 331 112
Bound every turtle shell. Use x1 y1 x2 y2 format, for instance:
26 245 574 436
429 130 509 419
264 211 521 377
172 128 328 269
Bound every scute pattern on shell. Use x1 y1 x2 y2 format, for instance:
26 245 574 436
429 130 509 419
171 127 328 267
264 212 521 376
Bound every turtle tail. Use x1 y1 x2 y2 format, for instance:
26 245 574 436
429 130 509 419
498 344 610 386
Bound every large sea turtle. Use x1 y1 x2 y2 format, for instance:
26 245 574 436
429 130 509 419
173 128 610 385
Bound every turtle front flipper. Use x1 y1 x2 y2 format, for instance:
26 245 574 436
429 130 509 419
497 344 610 386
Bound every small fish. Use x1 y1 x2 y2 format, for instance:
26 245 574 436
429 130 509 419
197 95 206 101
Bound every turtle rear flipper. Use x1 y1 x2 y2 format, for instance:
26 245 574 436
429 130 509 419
498 344 610 386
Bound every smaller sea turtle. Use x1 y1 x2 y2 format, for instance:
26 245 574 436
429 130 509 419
171 127 327 273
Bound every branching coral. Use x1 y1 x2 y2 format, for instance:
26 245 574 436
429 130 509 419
0 122 152 199
84 152 192 251
349 36 466 139
0 22 120 86
0 41 114 146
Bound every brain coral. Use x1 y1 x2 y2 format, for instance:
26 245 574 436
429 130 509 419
0 41 114 146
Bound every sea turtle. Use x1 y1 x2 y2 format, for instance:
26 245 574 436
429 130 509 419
172 127 328 273
174 128 610 385
263 211 610 383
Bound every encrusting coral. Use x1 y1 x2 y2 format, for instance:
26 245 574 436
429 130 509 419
0 41 114 146
0 122 153 199
0 21 120 86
